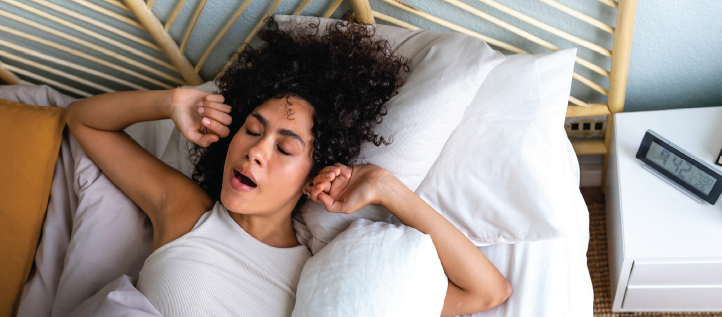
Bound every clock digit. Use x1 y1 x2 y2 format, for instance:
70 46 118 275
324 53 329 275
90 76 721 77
661 149 670 165
678 161 694 179
672 157 684 173
696 173 706 191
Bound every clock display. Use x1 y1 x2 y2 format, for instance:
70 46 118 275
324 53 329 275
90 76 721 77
646 141 717 195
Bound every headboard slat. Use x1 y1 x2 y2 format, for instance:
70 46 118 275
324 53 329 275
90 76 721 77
608 0 637 114
215 0 285 81
125 0 204 85
104 0 130 11
598 0 618 9
0 60 22 85
380 0 526 54
444 0 611 82
602 0 637 185
379 0 609 99
0 38 147 90
567 95 589 108
0 49 115 93
4 64 92 96
471 0 612 57
194 0 254 72
573 72 609 96
164 0 189 32
3 0 175 71
446 0 557 51
293 0 314 15
71 0 147 31
0 25 177 88
323 0 344 18
350 0 374 24
576 57 610 78
539 0 614 34
372 10 419 30
568 96 589 108
27 0 161 52
567 103 610 117
179 0 208 54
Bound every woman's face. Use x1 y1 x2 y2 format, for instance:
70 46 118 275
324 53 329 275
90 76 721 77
221 95 315 216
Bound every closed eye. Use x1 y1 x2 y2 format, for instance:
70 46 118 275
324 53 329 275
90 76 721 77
246 129 291 156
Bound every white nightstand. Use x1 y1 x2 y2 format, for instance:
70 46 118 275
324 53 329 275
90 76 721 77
606 106 722 312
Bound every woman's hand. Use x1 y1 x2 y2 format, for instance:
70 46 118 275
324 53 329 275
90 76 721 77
307 163 392 214
168 87 232 147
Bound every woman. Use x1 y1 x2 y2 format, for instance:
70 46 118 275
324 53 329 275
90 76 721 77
65 18 510 317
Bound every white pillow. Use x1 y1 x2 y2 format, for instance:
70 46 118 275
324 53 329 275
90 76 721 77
412 49 578 246
274 15 504 254
292 219 447 317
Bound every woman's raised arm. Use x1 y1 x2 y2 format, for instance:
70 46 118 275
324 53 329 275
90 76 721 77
375 171 511 316
308 164 512 317
66 89 230 250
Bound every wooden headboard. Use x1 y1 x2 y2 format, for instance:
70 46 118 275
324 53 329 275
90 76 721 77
0 0 638 179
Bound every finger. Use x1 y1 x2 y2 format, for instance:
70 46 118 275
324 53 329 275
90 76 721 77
314 167 341 183
202 117 230 138
309 182 327 203
318 177 334 194
203 94 225 103
187 129 217 147
316 180 333 196
199 106 232 126
333 163 352 178
317 166 339 177
312 171 337 188
318 192 348 214
200 100 232 113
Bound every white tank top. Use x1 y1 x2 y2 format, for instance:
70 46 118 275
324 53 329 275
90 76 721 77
137 201 311 317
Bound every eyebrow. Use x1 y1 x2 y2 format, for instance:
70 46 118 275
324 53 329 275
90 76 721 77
250 112 306 148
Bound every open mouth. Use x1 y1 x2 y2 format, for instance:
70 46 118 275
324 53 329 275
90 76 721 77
234 169 257 188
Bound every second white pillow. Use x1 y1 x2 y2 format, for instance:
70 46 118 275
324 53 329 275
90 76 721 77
413 49 579 246
291 219 447 317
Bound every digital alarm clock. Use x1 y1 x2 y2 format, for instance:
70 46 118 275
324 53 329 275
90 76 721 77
635 130 722 204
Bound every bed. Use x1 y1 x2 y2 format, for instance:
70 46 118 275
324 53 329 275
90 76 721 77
0 0 639 316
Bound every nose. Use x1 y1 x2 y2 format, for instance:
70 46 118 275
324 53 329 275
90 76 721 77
246 138 269 167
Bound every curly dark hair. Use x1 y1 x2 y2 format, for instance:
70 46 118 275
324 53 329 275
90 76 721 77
189 16 411 215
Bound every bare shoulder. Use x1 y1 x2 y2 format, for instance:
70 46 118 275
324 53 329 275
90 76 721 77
152 173 215 251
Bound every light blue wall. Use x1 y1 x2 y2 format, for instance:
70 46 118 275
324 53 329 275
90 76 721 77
624 0 722 111
1 0 720 112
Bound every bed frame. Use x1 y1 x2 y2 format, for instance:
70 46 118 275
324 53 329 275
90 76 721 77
0 0 637 183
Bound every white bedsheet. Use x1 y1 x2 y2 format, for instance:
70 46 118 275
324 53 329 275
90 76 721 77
4 85 593 317
470 150 593 316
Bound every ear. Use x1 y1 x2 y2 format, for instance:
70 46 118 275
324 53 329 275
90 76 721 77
302 178 314 195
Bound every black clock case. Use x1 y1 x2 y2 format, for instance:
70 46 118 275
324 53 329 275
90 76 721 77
635 130 722 205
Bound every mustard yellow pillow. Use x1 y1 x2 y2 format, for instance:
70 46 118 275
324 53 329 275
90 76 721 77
0 99 65 317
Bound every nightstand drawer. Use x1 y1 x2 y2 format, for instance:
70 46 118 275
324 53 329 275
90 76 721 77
623 286 722 310
628 261 722 286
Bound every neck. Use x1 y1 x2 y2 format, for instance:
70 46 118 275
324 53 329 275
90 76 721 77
229 211 299 248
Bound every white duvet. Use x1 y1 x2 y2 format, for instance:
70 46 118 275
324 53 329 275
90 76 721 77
3 85 592 317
